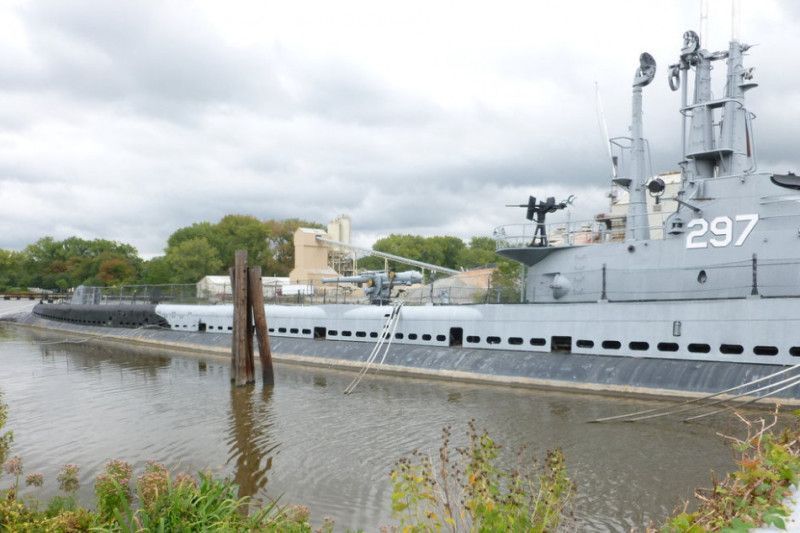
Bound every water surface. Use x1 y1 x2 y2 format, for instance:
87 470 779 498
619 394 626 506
0 324 743 531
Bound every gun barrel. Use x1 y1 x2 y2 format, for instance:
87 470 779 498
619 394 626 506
321 276 367 284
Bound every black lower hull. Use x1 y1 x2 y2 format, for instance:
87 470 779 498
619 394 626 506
32 303 169 329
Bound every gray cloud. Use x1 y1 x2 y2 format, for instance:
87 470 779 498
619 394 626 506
1 0 799 258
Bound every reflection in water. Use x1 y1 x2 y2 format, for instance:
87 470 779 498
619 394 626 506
228 385 276 500
0 324 749 531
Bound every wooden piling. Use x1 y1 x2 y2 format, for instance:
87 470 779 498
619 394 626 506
229 266 236 379
246 292 255 383
248 266 274 385
232 250 250 386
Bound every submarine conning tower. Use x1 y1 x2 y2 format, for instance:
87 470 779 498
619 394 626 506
671 30 757 186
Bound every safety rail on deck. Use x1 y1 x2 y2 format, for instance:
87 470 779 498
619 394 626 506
58 282 522 307
32 254 800 309
493 215 670 250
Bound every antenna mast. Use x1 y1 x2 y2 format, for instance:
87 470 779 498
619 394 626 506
731 0 741 41
699 0 709 47
595 82 615 179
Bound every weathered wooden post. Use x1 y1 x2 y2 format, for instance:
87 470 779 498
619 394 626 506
231 250 250 386
248 266 274 385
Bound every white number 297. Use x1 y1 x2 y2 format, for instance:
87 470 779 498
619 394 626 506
686 214 758 249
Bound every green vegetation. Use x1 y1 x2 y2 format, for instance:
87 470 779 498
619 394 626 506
0 216 524 295
0 394 317 531
661 409 800 532
358 235 500 272
0 461 316 531
390 421 574 532
0 216 325 290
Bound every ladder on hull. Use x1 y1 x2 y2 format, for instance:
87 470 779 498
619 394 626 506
343 301 404 395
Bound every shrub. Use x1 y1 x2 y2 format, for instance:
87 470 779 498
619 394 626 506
390 420 574 532
95 459 133 520
661 409 800 532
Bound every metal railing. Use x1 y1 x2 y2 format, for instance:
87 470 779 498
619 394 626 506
46 254 800 308
62 281 524 307
493 214 671 250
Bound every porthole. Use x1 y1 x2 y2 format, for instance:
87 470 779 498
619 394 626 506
436 335 446 342
422 334 432 341
629 341 649 351
720 344 744 355
395 333 404 339
328 330 338 336
576 339 594 348
508 337 524 345
754 345 778 356
290 328 299 334
341 331 352 337
370 332 378 338
529 338 546 346
268 328 274 333
487 336 501 344
466 336 480 343
408 333 418 340
688 343 711 353
790 347 800 357
278 327 287 333
302 329 311 335
697 270 707 284
602 340 621 350
657 342 679 352
356 331 367 338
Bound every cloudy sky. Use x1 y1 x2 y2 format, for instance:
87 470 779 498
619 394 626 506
1 0 798 256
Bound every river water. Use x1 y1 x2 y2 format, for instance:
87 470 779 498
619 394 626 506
0 324 744 531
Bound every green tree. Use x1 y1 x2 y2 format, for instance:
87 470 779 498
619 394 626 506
165 238 223 283
97 257 137 285
139 257 173 285
263 218 325 276
20 237 141 289
162 215 323 276
214 215 272 269
359 234 469 272
0 249 25 291
491 258 523 303
166 222 217 250
457 237 498 268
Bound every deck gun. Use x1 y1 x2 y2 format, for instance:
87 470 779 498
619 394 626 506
322 270 423 305
506 195 574 247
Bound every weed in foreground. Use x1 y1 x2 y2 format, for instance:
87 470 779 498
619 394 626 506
390 419 575 532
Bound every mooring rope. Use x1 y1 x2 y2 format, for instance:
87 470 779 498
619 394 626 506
343 301 404 395
684 373 800 422
590 363 800 423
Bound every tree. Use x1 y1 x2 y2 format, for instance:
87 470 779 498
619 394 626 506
97 257 137 285
491 258 523 303
20 237 142 289
140 257 174 285
457 237 497 269
214 215 272 269
358 234 469 272
0 249 25 291
162 215 322 276
165 237 223 284
263 218 325 276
